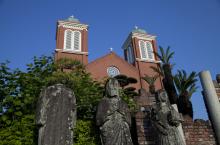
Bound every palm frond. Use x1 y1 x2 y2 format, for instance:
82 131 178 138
174 69 198 97
150 66 164 77
142 74 159 86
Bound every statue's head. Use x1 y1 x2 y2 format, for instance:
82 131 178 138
156 90 169 103
105 78 120 97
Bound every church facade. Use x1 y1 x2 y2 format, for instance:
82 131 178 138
54 16 163 92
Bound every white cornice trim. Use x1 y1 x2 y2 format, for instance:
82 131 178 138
136 58 161 63
122 32 156 49
55 49 88 55
58 21 88 31
132 32 156 38
132 32 156 40
59 25 88 31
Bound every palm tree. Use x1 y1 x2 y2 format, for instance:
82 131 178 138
153 46 178 104
142 74 159 94
174 70 198 118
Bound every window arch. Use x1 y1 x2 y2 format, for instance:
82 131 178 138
64 29 81 51
146 42 155 60
139 40 155 60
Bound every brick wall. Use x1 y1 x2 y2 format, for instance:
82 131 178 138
134 89 218 145
213 74 220 101
135 111 156 145
182 119 217 145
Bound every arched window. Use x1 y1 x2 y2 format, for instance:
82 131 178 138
73 31 81 51
146 42 155 60
64 29 73 50
139 40 155 60
139 40 147 59
64 30 81 51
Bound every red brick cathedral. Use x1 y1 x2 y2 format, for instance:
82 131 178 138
54 16 218 145
55 16 163 92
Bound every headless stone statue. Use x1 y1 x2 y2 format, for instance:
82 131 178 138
151 90 185 145
96 78 133 145
36 84 76 145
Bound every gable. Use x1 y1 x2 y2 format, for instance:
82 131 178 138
86 52 141 88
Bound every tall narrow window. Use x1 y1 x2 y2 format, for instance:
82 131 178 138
146 42 154 60
64 30 73 50
64 30 81 51
139 40 147 59
73 31 81 51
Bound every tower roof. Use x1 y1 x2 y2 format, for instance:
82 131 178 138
132 26 147 34
65 16 80 23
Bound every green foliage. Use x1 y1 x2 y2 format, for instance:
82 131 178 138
74 120 101 145
174 70 198 98
46 70 103 119
142 74 159 94
0 56 54 145
156 46 175 65
0 115 36 145
152 46 178 104
174 70 198 118
114 75 138 112
152 46 198 118
0 56 103 144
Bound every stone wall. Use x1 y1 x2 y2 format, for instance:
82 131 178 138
182 119 217 145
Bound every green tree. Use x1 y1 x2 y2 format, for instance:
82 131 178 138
0 56 55 145
0 56 103 145
153 46 178 104
114 74 138 111
142 74 159 94
174 70 198 118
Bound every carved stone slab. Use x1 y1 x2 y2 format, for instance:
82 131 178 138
36 84 76 145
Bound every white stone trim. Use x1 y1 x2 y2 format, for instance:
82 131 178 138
136 58 161 63
55 49 88 55
58 21 88 31
60 25 88 31
122 32 156 49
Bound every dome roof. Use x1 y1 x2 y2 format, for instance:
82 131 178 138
66 16 80 22
132 26 147 34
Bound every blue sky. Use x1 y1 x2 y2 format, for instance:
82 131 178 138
0 0 220 119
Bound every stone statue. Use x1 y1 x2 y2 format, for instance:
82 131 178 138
36 84 76 145
96 78 133 145
151 90 185 145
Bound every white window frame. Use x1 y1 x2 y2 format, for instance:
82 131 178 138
63 29 81 52
145 41 155 60
139 40 155 61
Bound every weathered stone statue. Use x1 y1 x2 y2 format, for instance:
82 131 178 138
151 90 185 145
36 84 76 145
96 78 133 145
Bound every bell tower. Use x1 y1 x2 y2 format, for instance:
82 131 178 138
122 27 163 91
55 16 89 65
